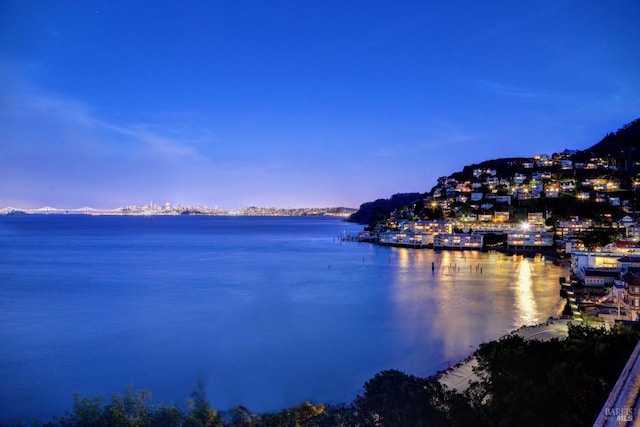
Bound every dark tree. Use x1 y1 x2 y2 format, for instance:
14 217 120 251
184 382 223 427
354 369 449 426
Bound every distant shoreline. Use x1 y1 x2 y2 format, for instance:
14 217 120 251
1 203 357 216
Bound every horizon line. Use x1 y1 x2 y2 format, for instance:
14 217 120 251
0 204 358 213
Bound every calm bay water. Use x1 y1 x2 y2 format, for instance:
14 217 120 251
0 215 567 422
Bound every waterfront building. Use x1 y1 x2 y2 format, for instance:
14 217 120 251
572 251 621 271
506 231 554 250
457 221 523 233
406 220 452 234
571 251 623 289
378 231 431 248
433 233 483 250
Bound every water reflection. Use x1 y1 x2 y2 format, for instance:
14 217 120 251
390 250 567 372
515 257 537 325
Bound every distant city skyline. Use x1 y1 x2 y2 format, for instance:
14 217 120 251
1 1 639 209
0 203 357 215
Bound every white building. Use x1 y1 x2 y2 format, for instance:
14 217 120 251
433 233 483 250
507 231 554 249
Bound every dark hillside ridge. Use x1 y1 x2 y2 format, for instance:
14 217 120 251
450 157 530 182
588 118 640 154
576 118 640 171
348 193 422 225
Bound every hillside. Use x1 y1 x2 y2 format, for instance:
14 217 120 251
348 117 640 225
347 193 423 225
576 118 640 171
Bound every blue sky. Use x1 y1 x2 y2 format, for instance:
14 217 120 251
1 1 639 209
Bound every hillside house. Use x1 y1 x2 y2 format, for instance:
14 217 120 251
513 173 527 184
494 211 510 222
528 212 545 225
559 159 573 169
581 268 620 287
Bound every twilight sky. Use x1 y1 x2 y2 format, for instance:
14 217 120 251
1 1 639 209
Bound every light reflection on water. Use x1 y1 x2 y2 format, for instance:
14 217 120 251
0 216 568 422
389 249 564 366
515 257 536 325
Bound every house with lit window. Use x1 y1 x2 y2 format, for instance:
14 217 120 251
506 231 554 250
433 233 483 250
582 268 620 287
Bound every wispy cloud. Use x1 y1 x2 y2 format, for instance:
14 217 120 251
1 62 335 209
371 119 482 158
465 1 573 45
0 63 233 207
475 79 580 106
476 80 546 99
98 121 204 161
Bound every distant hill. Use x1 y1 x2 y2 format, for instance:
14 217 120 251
348 193 422 225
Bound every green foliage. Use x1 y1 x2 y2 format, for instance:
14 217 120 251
310 403 358 426
226 406 259 426
258 401 326 427
151 404 184 427
42 383 221 427
57 394 105 427
354 369 450 426
184 382 223 427
469 324 640 426
576 227 623 250
103 386 153 426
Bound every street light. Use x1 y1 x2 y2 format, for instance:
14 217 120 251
520 222 530 252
